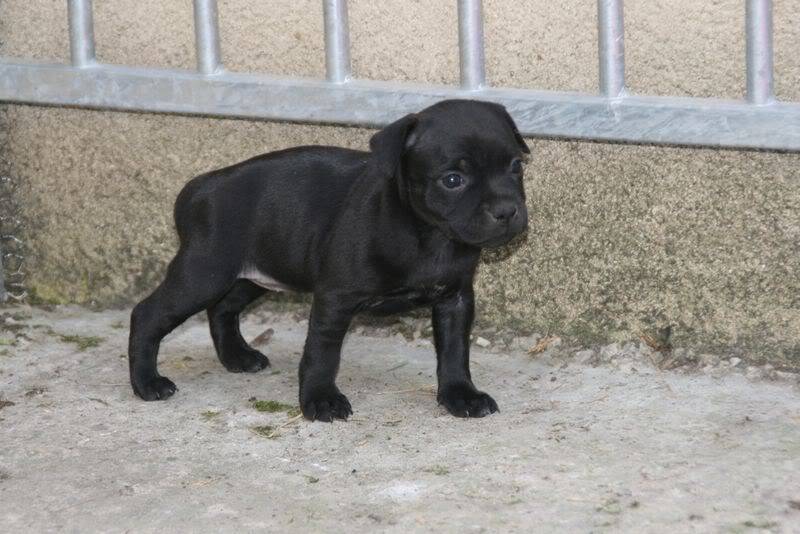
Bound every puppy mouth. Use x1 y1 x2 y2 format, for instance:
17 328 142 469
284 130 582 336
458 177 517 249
441 209 528 248
459 224 526 248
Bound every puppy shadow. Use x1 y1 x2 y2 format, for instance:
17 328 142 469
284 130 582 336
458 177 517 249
480 231 529 263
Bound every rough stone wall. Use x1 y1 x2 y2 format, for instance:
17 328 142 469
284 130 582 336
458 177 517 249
1 0 798 363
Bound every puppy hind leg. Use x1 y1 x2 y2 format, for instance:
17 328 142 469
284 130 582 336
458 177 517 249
129 250 237 401
207 280 269 372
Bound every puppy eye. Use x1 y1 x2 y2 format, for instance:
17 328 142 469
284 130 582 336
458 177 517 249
442 173 465 189
510 159 524 174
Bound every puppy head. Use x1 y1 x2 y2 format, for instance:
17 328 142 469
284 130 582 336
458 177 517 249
370 99 529 248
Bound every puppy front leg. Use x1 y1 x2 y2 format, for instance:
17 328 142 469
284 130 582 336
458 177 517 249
299 294 355 422
433 286 499 418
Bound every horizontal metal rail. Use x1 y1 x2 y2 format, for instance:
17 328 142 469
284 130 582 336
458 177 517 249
1 61 798 150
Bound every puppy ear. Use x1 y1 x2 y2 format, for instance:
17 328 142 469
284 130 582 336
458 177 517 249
369 113 418 176
486 102 530 154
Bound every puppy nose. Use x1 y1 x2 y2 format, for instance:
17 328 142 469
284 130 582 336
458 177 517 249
488 204 518 223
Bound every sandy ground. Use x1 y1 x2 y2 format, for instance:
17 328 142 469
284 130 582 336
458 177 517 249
1 304 799 533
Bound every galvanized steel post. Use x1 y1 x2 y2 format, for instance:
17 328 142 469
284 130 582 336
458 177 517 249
323 0 351 84
597 0 625 98
746 0 774 105
193 0 223 75
458 0 486 90
68 0 96 67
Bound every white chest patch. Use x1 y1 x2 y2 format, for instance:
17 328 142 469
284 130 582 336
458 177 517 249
238 267 294 292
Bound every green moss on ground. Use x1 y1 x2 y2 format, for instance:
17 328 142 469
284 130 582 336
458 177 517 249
58 334 104 351
251 398 298 414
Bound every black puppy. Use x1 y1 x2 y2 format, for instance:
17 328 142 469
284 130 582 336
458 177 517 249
129 99 529 421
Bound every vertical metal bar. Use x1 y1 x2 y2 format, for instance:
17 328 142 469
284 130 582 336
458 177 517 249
458 0 486 90
68 0 96 67
597 0 626 98
193 0 222 75
746 0 774 105
323 0 351 83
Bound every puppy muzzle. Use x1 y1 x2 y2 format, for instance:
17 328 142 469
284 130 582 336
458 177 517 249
471 204 528 248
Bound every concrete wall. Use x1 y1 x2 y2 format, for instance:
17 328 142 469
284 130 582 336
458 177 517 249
1 1 799 364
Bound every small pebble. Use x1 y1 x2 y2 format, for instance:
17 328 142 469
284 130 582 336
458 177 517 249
475 337 491 348
746 366 762 380
699 354 718 366
510 335 541 351
575 350 595 364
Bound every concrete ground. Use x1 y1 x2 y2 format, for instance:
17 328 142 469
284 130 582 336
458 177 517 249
1 304 799 533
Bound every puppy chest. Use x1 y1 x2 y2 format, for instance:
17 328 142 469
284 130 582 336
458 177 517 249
362 284 450 315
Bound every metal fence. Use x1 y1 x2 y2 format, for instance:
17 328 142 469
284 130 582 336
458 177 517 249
0 0 798 150
0 0 799 300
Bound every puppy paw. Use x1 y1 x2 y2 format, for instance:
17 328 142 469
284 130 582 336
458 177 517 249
220 348 270 373
438 383 498 418
301 387 353 422
133 376 177 401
